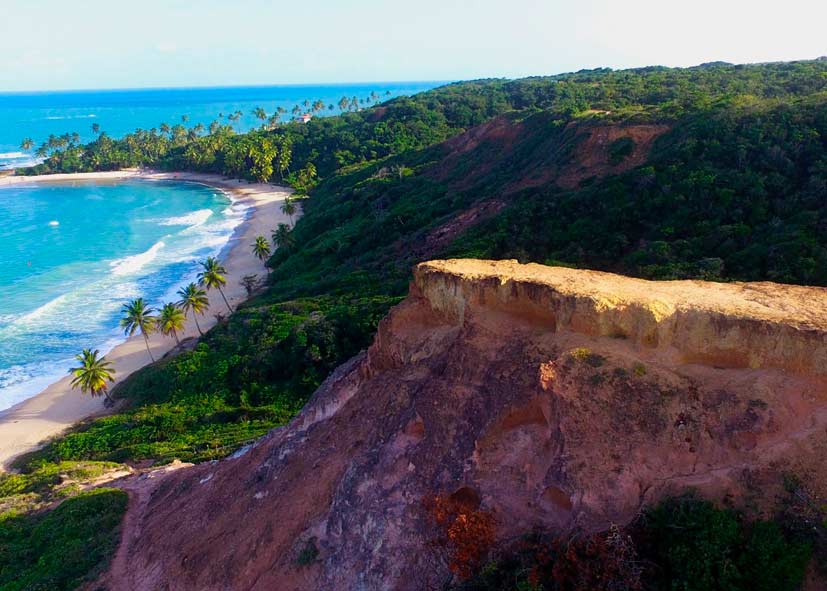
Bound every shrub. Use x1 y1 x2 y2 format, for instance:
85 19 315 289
453 527 643 591
296 537 319 566
569 348 605 367
608 137 636 165
641 494 810 591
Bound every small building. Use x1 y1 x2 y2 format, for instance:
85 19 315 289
299 113 313 124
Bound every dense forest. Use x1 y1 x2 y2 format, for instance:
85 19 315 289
4 59 827 589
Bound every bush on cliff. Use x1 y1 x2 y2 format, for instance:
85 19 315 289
454 496 810 591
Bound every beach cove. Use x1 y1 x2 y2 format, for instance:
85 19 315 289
0 171 293 469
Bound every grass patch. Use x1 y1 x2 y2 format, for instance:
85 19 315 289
0 488 127 591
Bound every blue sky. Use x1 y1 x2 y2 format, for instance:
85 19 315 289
1 0 825 91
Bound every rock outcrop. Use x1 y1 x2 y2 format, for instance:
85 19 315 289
103 260 827 591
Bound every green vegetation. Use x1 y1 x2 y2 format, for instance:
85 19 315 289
67 349 115 405
119 298 157 362
0 488 127 591
608 136 635 164
157 302 186 346
296 537 320 566
7 59 827 586
177 282 209 335
17 294 395 467
452 98 827 284
453 496 811 591
643 496 812 591
568 347 606 367
198 256 232 314
252 235 272 263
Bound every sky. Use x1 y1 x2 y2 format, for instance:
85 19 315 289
1 0 826 92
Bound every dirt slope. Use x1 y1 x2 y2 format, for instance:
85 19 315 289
102 260 827 590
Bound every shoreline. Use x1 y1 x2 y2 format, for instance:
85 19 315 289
0 170 293 470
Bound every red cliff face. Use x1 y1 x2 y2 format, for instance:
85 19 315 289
103 260 827 590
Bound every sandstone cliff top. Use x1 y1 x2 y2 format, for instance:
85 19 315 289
415 259 827 331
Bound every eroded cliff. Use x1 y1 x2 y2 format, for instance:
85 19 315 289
103 260 827 590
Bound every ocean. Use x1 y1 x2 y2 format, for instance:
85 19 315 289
0 82 442 169
0 179 245 410
0 82 441 410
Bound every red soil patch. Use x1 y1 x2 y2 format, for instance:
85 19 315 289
368 106 388 122
430 116 524 189
556 124 670 189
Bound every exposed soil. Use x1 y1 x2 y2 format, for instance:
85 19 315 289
556 124 671 189
100 259 827 590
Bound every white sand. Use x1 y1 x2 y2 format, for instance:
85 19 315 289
0 170 294 469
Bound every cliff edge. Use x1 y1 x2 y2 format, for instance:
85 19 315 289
103 260 827 590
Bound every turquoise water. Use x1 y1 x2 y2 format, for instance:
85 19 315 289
0 82 443 169
0 180 242 410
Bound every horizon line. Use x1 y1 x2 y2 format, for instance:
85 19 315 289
0 79 458 96
3 55 826 95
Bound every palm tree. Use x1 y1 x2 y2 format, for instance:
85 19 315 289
157 302 186 346
252 235 271 263
120 298 158 362
177 283 209 336
280 197 297 226
91 123 101 135
198 256 232 313
227 111 242 132
271 223 295 251
69 349 116 405
20 138 34 151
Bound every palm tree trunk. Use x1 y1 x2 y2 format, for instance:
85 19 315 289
174 331 181 346
193 313 204 336
218 286 232 313
143 332 155 362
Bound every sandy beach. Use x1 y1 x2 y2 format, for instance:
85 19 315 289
0 170 293 469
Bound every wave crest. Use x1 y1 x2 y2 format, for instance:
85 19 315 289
158 209 213 227
110 241 165 276
44 114 97 120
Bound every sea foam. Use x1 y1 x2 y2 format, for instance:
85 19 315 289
158 209 213 227
110 241 166 276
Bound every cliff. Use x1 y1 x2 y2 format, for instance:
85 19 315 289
102 260 827 590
